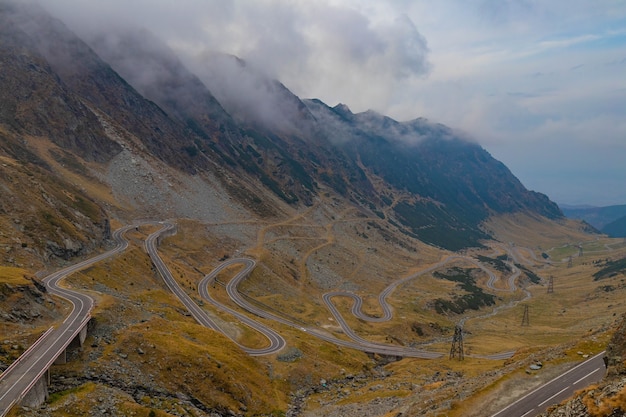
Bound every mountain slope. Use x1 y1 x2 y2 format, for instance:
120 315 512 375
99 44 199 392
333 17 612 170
1 2 288 219
301 100 562 249
1 4 615 417
147 45 562 249
602 215 626 238
2 1 563 254
562 204 626 230
6 2 222 175
0 4 120 163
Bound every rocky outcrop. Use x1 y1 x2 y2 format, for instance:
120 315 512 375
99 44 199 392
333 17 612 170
1 1 564 251
0 280 56 324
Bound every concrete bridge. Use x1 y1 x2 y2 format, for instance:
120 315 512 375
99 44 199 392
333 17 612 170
0 318 92 414
0 224 133 416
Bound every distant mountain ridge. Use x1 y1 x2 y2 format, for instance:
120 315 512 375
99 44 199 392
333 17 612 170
0 1 562 251
602 216 626 238
561 204 626 230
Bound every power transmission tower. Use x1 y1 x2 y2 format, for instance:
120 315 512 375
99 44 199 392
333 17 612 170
449 325 464 360
547 275 554 294
578 245 583 257
521 305 530 326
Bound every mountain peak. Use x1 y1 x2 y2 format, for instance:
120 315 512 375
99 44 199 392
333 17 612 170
332 103 354 118
0 3 562 251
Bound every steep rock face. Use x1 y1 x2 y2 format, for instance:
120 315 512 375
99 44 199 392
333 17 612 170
0 279 59 327
0 140 110 266
86 29 234 139
5 2 209 174
191 54 560 249
77 24 562 250
87 34 324 206
192 52 320 136
607 315 626 377
0 3 119 163
1 2 563 251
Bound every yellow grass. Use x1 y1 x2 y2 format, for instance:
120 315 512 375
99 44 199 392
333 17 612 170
5 185 625 416
25 136 121 208
0 267 30 285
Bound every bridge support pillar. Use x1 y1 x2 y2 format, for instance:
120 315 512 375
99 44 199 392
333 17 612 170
78 323 88 346
20 369 49 408
54 349 67 365
68 318 90 349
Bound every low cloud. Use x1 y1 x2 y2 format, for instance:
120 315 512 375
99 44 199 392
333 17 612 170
40 0 431 112
37 0 626 205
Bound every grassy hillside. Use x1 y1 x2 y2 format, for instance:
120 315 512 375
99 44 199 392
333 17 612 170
1 3 624 416
4 199 626 416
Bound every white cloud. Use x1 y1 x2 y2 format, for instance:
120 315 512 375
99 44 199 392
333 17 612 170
39 0 626 205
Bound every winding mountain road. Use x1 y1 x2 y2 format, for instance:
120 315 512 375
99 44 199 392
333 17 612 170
172 225 533 360
1 220 616 416
144 223 226 332
318 254 522 359
196 258 286 355
198 258 443 358
0 224 135 417
204 256 523 359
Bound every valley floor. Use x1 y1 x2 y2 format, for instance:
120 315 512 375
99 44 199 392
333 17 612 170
2 208 626 417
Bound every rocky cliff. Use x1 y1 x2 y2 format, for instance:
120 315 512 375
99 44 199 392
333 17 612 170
1 1 562 253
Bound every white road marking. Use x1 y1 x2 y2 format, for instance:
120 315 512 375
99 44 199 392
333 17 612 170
539 387 569 407
574 368 601 385
489 351 605 417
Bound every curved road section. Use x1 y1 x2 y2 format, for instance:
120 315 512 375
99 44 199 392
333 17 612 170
206 258 442 358
321 255 519 359
0 225 135 417
198 259 286 355
145 224 285 356
0 223 608 416
325 254 509 328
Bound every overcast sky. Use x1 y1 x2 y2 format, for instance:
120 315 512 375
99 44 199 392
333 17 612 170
42 0 626 206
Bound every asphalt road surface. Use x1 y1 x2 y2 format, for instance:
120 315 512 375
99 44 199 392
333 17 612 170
143 223 227 332
197 258 286 355
0 225 134 417
1 222 607 416
208 258 443 358
203 252 536 359
490 351 607 417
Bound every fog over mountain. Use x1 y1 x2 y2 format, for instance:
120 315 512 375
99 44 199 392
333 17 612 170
37 0 626 207
4 4 626 417
0 0 563 252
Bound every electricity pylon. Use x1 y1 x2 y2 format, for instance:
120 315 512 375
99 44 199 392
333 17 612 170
521 305 530 326
449 325 464 360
